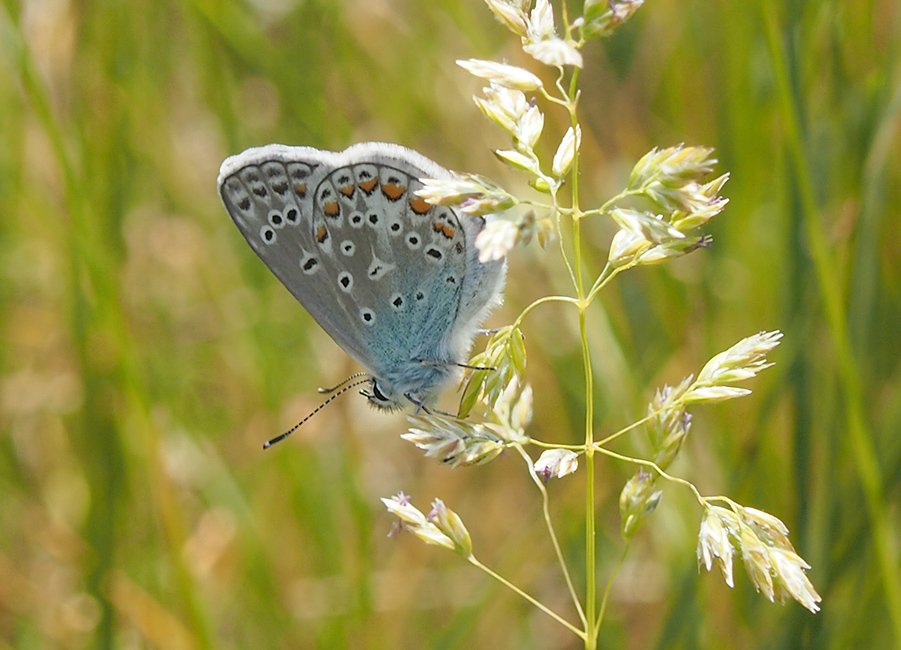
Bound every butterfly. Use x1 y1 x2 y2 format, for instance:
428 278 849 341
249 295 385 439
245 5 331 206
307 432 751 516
218 142 506 417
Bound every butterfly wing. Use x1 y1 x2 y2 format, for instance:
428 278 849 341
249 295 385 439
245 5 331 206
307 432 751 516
217 143 482 380
219 145 371 368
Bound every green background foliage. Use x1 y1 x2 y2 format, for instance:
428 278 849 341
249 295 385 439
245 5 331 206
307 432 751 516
1 1 898 648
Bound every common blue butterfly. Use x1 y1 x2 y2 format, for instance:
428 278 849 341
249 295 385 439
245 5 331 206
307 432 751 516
218 142 506 416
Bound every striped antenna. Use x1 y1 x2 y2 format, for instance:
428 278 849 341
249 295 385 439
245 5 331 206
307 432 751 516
263 375 372 449
317 371 370 394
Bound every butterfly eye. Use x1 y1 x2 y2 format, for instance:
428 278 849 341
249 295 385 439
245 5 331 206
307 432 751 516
371 381 388 402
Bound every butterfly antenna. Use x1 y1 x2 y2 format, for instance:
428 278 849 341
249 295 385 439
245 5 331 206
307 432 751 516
317 371 370 394
414 358 496 372
263 377 372 450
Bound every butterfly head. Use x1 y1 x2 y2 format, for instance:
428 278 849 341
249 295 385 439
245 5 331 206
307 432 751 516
360 378 407 411
361 368 448 412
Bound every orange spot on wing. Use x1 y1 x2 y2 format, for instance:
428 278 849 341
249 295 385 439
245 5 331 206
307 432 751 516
358 178 378 194
294 182 307 197
441 224 456 239
316 225 328 243
381 182 405 201
323 201 340 218
409 196 432 215
339 184 355 198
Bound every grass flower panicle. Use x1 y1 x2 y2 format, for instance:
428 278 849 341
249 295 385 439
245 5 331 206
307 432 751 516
697 506 739 587
416 173 517 215
645 379 693 469
534 449 579 481
697 505 822 613
383 3 819 646
428 499 474 557
489 377 534 437
686 330 783 403
524 36 583 68
696 330 783 386
619 470 663 538
475 218 521 262
552 125 582 178
456 58 543 91
580 0 645 39
473 83 530 134
402 415 507 467
382 493 457 551
514 104 545 152
458 325 527 418
484 0 530 37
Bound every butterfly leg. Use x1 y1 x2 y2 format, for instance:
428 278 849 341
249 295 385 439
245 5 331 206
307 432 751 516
404 391 431 414
403 391 455 417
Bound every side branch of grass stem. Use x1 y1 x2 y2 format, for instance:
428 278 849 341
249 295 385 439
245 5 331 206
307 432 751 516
514 445 587 627
468 556 586 640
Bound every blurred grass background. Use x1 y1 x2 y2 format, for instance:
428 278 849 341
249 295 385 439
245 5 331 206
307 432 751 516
1 0 899 648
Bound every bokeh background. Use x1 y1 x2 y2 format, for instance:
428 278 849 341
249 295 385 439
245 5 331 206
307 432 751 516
1 1 899 648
